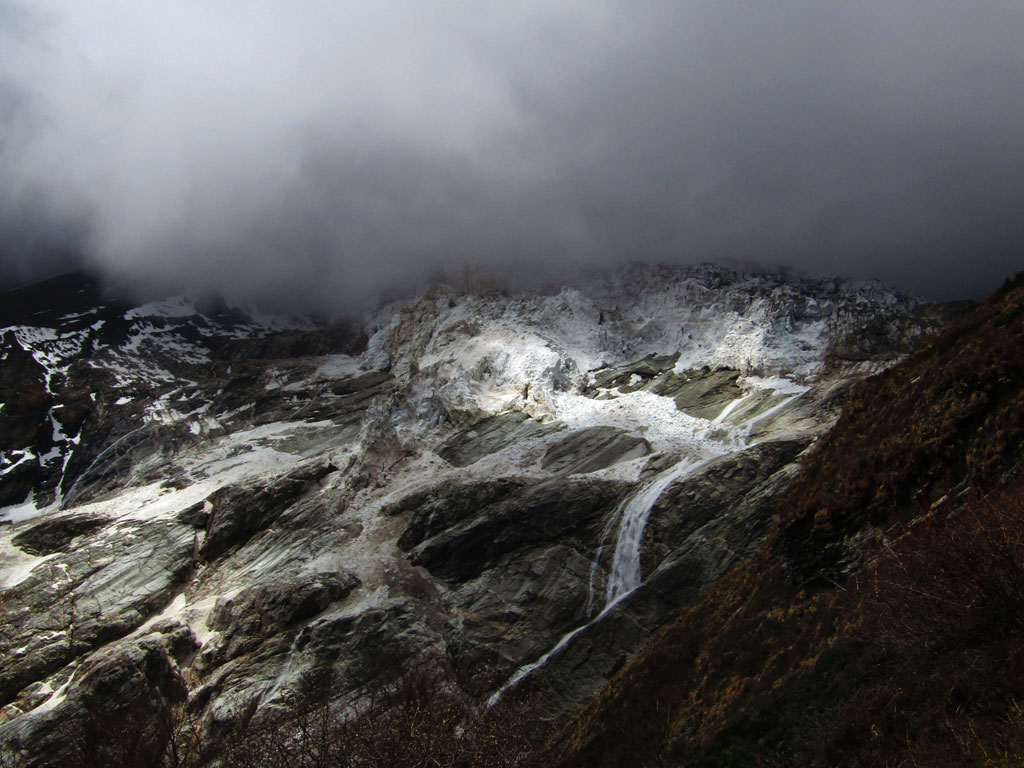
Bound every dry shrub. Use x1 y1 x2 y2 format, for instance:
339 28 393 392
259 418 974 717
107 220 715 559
217 656 541 768
901 702 1024 768
825 480 1024 766
1 655 541 767
0 741 26 768
861 481 1024 653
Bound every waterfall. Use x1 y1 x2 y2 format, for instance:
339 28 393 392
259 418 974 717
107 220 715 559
604 456 706 607
61 423 153 509
585 502 624 618
742 393 800 438
485 623 589 709
712 392 751 425
489 455 710 707
261 632 304 706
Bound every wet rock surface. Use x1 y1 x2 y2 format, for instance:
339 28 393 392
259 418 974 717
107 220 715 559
540 426 651 475
407 477 628 583
0 263 953 759
443 543 598 692
506 443 807 718
0 517 194 707
640 439 808 571
438 412 564 467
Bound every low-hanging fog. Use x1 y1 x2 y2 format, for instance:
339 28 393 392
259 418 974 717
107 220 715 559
1 1 1023 310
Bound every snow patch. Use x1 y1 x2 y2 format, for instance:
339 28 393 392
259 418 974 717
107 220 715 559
0 493 58 525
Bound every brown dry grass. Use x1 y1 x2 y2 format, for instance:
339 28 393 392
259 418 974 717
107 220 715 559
543 481 1024 768
782 274 1024 583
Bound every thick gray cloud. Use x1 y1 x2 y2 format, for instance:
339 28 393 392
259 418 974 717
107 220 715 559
1 1 1022 308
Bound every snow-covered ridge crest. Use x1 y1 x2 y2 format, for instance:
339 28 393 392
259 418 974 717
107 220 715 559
0 262 936 523
364 262 929 427
0 276 327 517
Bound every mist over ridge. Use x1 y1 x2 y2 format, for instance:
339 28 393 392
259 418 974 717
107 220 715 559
1 1 1023 311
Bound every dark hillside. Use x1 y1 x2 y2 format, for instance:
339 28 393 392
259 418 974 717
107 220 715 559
545 272 1024 768
782 274 1024 584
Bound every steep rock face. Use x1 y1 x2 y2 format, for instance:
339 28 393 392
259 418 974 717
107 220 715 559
10 513 110 556
0 263 956 758
0 624 193 768
0 334 56 507
640 439 806 572
540 427 651 476
437 412 564 467
207 570 361 663
406 477 627 583
443 543 599 691
0 272 334 511
388 477 531 549
542 281 1024 768
496 440 807 718
201 460 338 560
586 355 744 420
0 518 194 707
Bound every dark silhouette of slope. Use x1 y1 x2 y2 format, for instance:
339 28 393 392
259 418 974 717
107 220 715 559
543 271 1024 768
782 273 1024 584
0 272 129 329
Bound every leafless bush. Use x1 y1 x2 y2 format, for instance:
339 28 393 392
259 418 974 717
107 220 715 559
0 737 28 768
59 698 203 768
218 657 542 768
902 701 1024 768
2 647 541 767
860 481 1024 652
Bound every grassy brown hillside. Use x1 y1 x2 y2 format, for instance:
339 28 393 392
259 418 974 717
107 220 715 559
545 273 1024 767
783 273 1024 584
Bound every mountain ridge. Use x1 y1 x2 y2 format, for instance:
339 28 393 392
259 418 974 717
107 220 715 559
0 262 967 765
543 272 1024 768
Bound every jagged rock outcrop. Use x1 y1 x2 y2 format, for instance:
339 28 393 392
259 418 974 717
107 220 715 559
0 334 54 507
389 477 530 550
438 412 564 467
0 263 958 761
540 427 650 475
208 570 361 662
0 623 194 767
407 477 627 583
201 460 338 560
11 514 111 556
498 440 808 718
0 518 194 707
587 355 745 420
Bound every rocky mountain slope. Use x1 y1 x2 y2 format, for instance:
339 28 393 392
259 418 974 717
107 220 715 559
0 263 955 764
544 273 1024 767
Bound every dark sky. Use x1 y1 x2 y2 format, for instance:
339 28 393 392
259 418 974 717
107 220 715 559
1 1 1023 310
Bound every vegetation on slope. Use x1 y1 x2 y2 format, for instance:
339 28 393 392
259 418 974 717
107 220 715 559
6 274 1024 767
13 472 1024 768
545 273 1024 767
0 656 543 767
782 273 1024 583
543 481 1024 768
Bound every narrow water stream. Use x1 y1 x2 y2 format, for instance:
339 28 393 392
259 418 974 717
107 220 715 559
488 456 710 707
